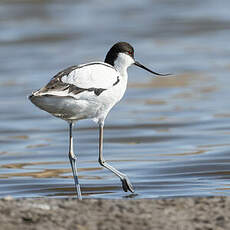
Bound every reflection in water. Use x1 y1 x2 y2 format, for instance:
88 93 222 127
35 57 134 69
1 0 230 198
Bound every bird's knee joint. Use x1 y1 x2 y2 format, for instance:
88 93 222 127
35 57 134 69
69 153 77 161
98 158 105 166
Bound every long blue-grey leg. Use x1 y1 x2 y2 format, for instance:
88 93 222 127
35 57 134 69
98 123 134 193
68 122 82 200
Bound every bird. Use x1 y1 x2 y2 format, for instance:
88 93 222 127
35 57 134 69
29 42 170 200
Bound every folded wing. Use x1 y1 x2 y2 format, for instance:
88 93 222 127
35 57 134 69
34 62 119 98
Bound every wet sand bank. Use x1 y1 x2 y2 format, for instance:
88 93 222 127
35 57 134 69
0 196 229 230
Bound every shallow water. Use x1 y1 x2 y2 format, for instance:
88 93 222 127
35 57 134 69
1 0 230 199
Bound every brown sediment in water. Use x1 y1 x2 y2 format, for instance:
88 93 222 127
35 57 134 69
0 196 229 230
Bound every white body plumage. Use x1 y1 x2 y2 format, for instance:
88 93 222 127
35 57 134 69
30 53 134 125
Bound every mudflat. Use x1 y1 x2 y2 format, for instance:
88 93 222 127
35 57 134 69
0 196 229 230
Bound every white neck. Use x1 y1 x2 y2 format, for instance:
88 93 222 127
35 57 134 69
114 53 134 77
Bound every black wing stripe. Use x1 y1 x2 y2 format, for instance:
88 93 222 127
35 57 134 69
53 65 79 80
113 76 120 86
68 85 106 96
39 77 106 97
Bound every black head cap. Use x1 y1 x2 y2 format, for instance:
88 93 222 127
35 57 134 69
105 42 134 66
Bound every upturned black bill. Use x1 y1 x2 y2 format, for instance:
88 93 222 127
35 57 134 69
134 61 170 76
